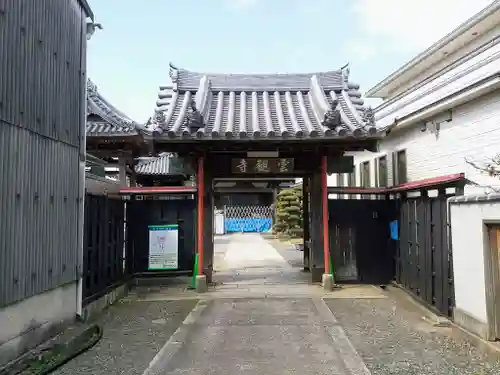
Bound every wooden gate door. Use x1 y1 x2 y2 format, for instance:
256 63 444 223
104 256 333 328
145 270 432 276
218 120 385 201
328 199 395 284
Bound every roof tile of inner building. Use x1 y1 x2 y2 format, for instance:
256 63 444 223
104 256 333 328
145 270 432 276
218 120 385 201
146 63 378 140
86 79 140 137
134 153 188 176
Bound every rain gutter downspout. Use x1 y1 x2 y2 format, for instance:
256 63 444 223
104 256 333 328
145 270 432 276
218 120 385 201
76 18 100 318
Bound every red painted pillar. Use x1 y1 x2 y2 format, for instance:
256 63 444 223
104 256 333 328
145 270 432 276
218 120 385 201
196 156 205 276
321 155 330 274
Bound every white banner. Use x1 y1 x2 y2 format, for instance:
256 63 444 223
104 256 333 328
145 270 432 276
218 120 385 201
148 224 179 270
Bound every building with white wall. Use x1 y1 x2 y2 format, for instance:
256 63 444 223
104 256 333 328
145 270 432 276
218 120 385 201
326 0 500 340
328 1 500 196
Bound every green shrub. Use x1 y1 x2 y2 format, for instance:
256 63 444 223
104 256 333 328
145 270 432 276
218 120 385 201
273 187 303 238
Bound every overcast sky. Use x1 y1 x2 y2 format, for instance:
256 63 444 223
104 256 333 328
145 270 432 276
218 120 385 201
87 0 495 122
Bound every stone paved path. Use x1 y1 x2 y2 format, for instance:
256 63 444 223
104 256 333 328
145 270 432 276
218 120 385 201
212 233 312 292
144 298 370 375
222 232 289 269
141 234 500 374
208 234 384 299
54 234 500 374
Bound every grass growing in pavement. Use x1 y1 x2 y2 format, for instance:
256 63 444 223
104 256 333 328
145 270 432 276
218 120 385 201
260 233 303 246
286 238 304 245
9 325 102 375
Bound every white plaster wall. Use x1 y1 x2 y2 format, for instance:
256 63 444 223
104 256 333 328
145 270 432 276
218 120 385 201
450 201 500 324
342 90 500 195
327 157 353 200
0 282 77 365
330 26 500 195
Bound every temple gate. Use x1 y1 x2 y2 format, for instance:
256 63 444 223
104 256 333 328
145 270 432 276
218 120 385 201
139 63 380 290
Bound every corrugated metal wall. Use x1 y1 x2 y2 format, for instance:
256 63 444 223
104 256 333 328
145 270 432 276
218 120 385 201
0 0 88 308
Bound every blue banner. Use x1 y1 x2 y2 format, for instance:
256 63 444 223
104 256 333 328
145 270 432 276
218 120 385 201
390 220 399 240
224 218 272 233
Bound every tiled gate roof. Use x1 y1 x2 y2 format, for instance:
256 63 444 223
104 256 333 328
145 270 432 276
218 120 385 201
144 63 378 140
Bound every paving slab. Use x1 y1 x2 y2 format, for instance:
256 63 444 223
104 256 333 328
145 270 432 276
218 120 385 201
148 298 370 375
210 234 387 300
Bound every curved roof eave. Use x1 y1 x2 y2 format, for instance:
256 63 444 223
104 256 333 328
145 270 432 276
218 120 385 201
86 79 146 135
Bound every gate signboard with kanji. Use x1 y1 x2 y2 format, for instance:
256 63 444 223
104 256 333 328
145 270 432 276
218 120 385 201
231 158 294 174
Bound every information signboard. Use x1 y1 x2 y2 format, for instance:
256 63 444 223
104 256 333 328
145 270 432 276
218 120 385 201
148 224 179 270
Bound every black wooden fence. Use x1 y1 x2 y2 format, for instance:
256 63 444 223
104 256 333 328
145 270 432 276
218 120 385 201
83 194 126 305
396 193 454 317
328 182 458 318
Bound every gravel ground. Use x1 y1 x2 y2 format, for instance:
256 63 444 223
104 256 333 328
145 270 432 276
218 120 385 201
325 297 500 375
53 299 198 375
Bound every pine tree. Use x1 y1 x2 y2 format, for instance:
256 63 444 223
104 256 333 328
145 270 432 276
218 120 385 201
273 186 303 238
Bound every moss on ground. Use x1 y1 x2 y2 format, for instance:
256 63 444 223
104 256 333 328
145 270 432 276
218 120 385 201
9 325 102 375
